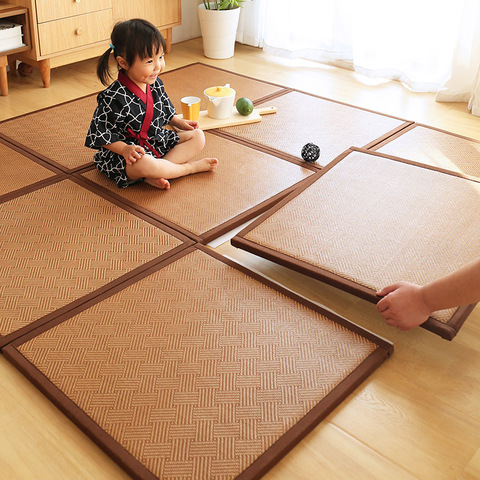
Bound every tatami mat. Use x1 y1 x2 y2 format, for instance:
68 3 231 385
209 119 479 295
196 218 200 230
0 141 60 198
0 178 190 347
81 133 316 243
372 124 480 179
3 246 392 480
0 95 98 171
232 149 480 339
218 91 412 166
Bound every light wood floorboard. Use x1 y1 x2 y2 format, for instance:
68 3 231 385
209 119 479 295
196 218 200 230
1 38 480 480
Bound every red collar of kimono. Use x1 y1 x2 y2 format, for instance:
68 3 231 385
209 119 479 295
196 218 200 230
118 71 162 158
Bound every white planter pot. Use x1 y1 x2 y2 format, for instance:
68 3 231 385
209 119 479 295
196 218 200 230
198 4 241 59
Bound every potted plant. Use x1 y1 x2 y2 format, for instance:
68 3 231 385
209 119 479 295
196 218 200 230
198 0 245 59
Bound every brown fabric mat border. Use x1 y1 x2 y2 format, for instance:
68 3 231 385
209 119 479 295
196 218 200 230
0 172 69 204
0 92 98 174
231 148 477 341
70 171 205 240
252 88 295 107
2 344 159 480
0 138 68 203
0 240 192 350
75 148 321 244
367 122 480 182
370 122 480 152
214 88 414 165
210 128 314 168
4 243 394 366
2 244 393 480
0 91 98 125
2 245 196 349
3 338 390 480
0 137 65 175
200 180 317 243
0 175 194 349
167 62 293 97
236 347 390 480
354 146 480 184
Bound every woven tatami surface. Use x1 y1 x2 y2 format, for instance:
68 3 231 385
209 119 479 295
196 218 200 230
12 248 385 480
82 133 315 242
0 95 98 171
161 63 287 113
0 142 57 196
0 179 184 340
376 124 480 178
219 91 409 166
237 151 480 326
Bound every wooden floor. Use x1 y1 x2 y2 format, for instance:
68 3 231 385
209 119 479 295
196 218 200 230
2 38 480 480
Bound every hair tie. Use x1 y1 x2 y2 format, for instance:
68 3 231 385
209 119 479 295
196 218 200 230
109 43 115 51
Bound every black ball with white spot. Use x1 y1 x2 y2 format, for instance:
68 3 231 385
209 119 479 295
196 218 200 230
301 143 320 162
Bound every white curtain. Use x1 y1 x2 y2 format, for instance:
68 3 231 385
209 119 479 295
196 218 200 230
236 0 480 115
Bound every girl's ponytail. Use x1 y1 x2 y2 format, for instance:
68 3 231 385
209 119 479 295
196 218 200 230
97 46 114 86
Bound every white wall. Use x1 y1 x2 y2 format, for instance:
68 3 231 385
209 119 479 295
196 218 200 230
172 1 202 43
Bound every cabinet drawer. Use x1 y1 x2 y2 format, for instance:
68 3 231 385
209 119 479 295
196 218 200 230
114 0 181 28
36 0 112 23
37 10 112 56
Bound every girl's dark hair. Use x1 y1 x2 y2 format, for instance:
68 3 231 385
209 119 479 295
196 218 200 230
97 18 167 86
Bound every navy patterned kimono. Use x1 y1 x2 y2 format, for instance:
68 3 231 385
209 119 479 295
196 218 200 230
85 71 179 188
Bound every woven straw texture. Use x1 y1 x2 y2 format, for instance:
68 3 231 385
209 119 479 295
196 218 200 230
377 125 480 178
0 95 97 170
241 151 480 324
220 91 407 166
161 63 287 113
0 179 183 337
0 142 56 196
83 133 314 240
16 249 379 480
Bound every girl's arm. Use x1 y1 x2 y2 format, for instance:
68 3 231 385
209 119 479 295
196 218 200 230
376 259 480 330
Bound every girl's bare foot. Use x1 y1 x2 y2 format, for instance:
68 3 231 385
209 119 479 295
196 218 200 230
191 157 218 173
145 177 170 189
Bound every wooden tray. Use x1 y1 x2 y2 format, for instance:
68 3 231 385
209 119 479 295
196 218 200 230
174 106 277 130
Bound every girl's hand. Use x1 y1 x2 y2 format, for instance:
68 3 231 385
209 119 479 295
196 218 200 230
122 145 145 165
183 120 199 130
171 117 199 131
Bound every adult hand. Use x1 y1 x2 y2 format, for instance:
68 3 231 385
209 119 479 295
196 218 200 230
376 281 431 330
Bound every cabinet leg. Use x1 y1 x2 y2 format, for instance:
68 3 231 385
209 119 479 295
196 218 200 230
0 56 8 96
164 28 172 54
8 58 17 74
39 59 50 88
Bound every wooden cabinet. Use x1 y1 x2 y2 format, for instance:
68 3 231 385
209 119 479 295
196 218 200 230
0 3 30 95
9 0 181 87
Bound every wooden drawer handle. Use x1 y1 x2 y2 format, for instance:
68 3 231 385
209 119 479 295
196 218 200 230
74 0 81 3
75 28 83 35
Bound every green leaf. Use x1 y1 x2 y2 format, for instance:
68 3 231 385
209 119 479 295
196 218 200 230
205 0 246 10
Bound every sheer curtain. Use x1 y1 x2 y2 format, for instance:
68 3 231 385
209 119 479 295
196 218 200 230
236 0 480 115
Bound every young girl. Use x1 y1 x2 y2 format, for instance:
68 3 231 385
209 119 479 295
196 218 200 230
85 18 218 189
